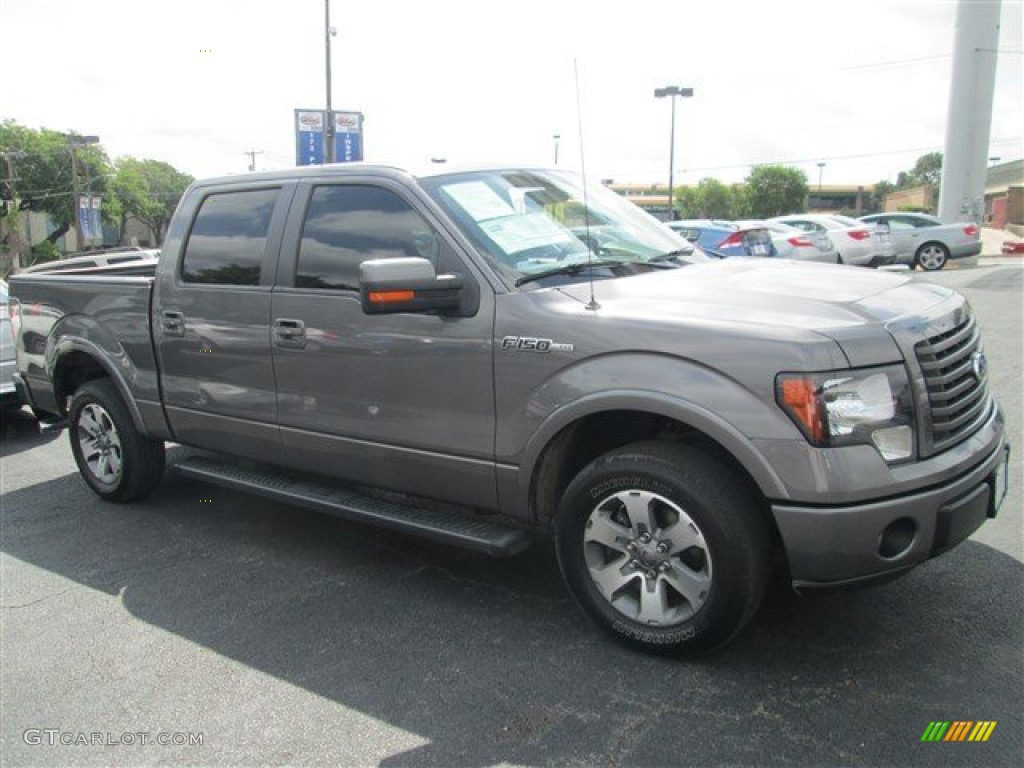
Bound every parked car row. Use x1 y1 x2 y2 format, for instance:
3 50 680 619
667 217 857 265
664 211 982 271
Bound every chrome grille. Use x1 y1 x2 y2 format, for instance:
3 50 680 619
915 313 991 455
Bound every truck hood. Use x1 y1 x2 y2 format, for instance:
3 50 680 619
556 258 955 332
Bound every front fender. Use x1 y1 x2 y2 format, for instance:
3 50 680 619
497 353 796 516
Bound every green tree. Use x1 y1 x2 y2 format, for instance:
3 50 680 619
694 178 735 219
0 120 113 249
868 180 896 213
743 165 808 218
674 186 698 218
897 152 942 189
893 152 941 212
112 157 192 244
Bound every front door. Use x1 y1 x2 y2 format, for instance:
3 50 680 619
270 180 498 508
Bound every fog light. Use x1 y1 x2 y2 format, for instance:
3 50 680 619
878 518 917 559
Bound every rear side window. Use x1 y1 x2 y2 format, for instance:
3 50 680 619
182 188 279 285
296 185 440 291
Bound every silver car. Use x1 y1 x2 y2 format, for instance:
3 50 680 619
858 212 982 271
771 214 895 267
736 219 839 263
1 280 22 410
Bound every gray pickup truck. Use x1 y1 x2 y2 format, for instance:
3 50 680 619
8 164 1010 656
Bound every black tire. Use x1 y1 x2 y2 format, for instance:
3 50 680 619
914 242 949 271
68 379 165 502
554 441 772 656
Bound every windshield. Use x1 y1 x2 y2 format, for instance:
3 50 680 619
419 169 707 287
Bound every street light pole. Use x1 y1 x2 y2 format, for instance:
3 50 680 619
817 162 825 194
654 86 693 220
553 134 560 165
324 0 335 164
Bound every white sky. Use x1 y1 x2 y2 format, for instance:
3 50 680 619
2 0 1021 187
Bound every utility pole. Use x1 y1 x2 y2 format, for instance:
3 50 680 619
1 151 25 272
244 149 264 172
65 134 100 251
70 143 82 249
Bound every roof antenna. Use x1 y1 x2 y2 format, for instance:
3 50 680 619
574 58 600 312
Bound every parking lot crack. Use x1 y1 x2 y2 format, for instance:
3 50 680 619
1 587 71 609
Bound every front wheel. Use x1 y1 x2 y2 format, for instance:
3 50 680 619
68 379 165 502
554 442 772 656
915 242 950 271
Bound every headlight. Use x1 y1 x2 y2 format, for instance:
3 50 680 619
776 365 914 462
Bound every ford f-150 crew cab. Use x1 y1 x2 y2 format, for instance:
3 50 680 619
8 164 1010 656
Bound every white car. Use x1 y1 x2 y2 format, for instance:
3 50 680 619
858 212 982 271
770 214 895 267
735 220 839 263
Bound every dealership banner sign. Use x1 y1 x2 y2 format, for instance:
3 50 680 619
295 110 326 166
295 109 364 166
78 196 102 241
332 111 364 162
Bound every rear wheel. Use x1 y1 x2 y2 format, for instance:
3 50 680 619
554 441 772 656
69 379 164 502
915 242 949 271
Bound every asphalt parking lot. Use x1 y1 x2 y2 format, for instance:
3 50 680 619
2 262 1021 767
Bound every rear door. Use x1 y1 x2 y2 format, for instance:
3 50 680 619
269 177 498 507
873 215 917 259
153 182 294 459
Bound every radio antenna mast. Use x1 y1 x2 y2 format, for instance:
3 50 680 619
575 59 600 312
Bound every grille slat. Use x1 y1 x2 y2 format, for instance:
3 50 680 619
915 312 991 455
925 322 978 358
931 394 988 434
928 375 980 404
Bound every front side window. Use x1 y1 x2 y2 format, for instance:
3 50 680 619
182 188 278 285
296 185 440 291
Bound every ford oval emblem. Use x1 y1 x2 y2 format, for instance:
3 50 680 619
971 351 988 381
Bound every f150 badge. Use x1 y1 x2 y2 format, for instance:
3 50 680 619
501 336 574 353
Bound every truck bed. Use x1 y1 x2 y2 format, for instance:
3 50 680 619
8 270 159 418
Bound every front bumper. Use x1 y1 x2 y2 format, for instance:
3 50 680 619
773 440 1010 591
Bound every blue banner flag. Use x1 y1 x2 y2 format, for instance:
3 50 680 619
295 110 326 166
332 111 364 162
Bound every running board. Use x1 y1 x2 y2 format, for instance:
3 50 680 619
171 453 532 557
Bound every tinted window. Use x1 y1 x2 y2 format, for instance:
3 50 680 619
182 188 278 285
297 185 440 291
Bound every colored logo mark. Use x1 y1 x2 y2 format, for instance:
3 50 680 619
921 721 997 742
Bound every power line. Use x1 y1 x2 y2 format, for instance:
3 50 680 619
674 136 1022 176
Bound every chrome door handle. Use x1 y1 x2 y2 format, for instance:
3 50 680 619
273 318 306 348
161 310 185 337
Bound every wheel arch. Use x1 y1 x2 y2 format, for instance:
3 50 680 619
50 338 147 432
516 393 789 528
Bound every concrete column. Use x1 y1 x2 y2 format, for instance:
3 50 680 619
938 0 1001 223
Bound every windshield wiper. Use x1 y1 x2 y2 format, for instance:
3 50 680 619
647 248 693 264
514 259 628 287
